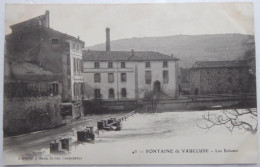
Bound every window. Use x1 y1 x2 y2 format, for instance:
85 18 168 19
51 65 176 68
108 62 113 68
76 59 78 72
145 62 151 68
121 73 127 82
108 73 114 83
73 58 76 73
51 39 59 45
74 83 78 97
80 83 84 96
94 89 101 99
145 71 152 84
108 88 115 99
121 88 127 98
76 83 79 96
76 44 79 51
78 83 81 96
73 58 82 73
80 59 83 72
74 83 78 96
154 81 161 92
163 61 168 68
94 62 100 68
77 59 81 73
72 43 75 49
121 62 126 68
94 73 101 83
52 83 59 95
163 70 169 84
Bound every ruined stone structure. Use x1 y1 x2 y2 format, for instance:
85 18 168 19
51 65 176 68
189 61 251 95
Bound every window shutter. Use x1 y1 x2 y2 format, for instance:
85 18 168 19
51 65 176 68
81 60 83 72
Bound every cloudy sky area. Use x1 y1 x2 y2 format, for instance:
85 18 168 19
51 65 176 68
5 3 254 47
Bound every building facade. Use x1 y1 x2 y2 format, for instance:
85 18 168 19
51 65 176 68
189 61 251 95
82 28 179 100
83 51 179 100
5 11 85 119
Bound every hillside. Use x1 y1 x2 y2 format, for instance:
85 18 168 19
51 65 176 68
88 34 255 67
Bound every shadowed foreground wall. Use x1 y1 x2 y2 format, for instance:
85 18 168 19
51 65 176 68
4 96 63 137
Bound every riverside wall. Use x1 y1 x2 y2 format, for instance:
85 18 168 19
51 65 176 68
4 96 63 136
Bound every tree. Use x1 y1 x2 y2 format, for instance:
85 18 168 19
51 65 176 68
196 108 258 134
143 89 161 112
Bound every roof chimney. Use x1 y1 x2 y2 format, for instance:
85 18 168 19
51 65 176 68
78 36 80 40
106 27 110 51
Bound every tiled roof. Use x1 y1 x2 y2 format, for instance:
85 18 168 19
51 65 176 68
6 26 84 46
5 59 61 82
192 60 248 68
83 50 179 61
10 14 46 29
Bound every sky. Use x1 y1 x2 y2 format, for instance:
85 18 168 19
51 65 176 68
5 3 254 47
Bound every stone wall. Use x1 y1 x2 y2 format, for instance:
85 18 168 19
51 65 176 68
190 69 201 95
83 99 138 114
190 67 251 95
3 96 63 137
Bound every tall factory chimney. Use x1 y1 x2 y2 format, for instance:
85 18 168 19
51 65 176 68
106 27 111 51
45 10 50 28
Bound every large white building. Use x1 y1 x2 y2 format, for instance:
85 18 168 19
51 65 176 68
82 52 179 100
82 28 179 100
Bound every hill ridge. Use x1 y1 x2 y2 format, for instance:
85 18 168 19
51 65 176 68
88 34 254 67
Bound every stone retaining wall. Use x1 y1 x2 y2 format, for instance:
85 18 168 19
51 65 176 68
4 96 63 137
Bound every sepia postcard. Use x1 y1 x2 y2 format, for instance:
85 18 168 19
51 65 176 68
2 2 259 165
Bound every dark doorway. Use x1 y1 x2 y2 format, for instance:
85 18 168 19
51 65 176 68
121 88 127 98
154 81 161 93
94 89 101 99
108 88 115 99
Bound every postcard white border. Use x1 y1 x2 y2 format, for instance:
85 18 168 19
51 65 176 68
0 0 259 166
